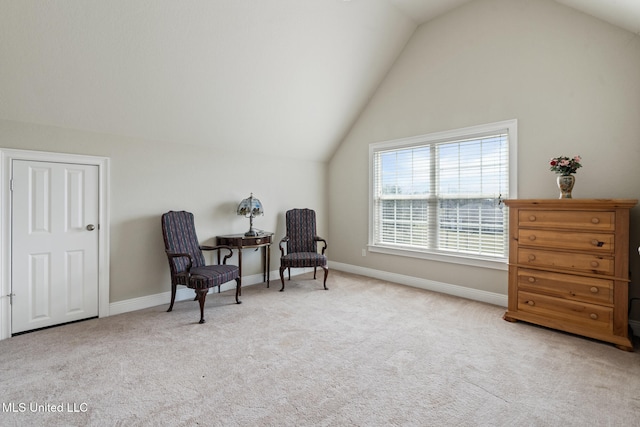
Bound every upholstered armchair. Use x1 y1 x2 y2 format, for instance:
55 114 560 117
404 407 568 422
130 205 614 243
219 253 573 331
161 211 241 324
278 208 328 291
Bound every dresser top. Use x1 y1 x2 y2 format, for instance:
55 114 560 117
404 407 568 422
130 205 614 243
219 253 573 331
504 199 637 209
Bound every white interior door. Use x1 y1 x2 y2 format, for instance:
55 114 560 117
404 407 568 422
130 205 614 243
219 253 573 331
11 160 99 334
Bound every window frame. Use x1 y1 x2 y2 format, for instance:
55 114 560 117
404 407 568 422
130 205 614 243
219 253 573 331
368 119 518 271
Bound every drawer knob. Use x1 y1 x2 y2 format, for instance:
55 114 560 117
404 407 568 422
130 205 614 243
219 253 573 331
256 239 262 244
526 300 535 306
528 277 536 283
528 254 536 261
590 287 599 293
528 215 536 222
590 261 599 268
528 235 536 241
591 217 600 224
590 313 598 320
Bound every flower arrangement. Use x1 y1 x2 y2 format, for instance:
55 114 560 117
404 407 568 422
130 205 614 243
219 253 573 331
549 155 582 175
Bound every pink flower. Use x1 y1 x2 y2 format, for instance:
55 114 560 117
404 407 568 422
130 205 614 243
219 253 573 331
549 155 582 175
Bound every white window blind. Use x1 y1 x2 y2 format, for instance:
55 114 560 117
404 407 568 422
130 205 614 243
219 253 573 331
370 120 515 262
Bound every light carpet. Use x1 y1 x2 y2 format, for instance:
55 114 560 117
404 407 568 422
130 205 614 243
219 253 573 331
1 270 639 426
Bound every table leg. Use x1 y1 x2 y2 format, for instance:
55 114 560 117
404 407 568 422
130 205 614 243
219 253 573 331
217 251 221 293
237 245 242 296
266 244 271 286
262 245 266 284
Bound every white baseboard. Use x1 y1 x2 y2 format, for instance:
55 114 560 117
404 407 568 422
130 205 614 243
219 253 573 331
108 269 300 316
630 320 640 337
110 262 508 316
109 268 320 317
330 261 508 307
330 261 640 338
108 263 640 338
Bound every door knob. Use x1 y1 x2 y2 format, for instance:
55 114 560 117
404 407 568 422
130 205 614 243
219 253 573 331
86 224 96 231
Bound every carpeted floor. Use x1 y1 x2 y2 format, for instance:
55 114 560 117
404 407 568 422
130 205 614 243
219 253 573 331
1 270 639 426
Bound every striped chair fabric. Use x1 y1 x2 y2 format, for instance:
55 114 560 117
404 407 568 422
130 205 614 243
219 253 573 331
161 210 241 323
279 208 328 291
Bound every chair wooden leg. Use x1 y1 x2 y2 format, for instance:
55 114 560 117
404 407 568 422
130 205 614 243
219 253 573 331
235 278 242 304
279 266 287 292
195 289 208 324
313 266 317 279
288 267 291 280
167 283 177 312
322 266 329 290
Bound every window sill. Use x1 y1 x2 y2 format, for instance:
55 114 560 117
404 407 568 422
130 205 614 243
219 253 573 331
367 244 508 271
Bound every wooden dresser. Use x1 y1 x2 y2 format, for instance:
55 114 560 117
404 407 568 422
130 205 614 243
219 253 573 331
503 199 637 351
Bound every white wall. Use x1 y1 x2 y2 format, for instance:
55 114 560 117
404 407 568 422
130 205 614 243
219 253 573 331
329 0 640 315
0 119 328 303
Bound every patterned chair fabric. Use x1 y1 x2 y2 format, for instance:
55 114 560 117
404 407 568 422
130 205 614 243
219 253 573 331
161 211 241 323
279 208 328 291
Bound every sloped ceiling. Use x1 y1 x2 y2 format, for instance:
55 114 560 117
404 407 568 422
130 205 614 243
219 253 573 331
392 0 640 35
0 0 416 161
555 0 640 35
1 1 639 162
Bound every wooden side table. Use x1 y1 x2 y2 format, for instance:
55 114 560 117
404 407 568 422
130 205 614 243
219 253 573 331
216 232 273 288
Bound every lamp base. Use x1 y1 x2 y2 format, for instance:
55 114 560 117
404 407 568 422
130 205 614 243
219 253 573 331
244 229 259 237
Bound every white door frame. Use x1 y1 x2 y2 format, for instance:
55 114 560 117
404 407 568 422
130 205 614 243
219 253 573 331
0 148 110 340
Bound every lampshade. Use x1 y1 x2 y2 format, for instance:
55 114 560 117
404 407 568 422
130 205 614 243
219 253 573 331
237 193 263 236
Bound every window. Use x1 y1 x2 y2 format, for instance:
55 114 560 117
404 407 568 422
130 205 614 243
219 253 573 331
368 120 517 268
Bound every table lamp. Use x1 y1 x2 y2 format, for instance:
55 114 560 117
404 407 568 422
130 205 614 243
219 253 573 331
237 193 263 236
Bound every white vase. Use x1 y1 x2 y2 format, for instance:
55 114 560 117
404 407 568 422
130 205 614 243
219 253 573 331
557 175 575 199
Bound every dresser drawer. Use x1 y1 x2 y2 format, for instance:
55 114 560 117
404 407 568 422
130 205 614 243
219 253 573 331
517 248 614 275
518 210 615 231
504 199 637 350
518 291 612 331
517 229 614 253
516 268 613 305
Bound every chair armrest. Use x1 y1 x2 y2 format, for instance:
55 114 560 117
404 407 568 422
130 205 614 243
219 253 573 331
314 236 328 254
166 251 194 271
279 236 289 256
200 245 234 264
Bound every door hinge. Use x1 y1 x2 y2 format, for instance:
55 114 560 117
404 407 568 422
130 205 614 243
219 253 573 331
9 179 14 191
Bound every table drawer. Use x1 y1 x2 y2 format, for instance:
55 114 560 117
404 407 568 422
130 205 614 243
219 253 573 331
518 210 615 231
517 229 614 253
217 235 272 247
242 235 272 246
518 291 612 331
516 268 613 305
517 248 614 275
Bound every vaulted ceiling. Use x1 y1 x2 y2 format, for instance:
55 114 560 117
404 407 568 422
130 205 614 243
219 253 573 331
392 0 640 33
1 1 639 162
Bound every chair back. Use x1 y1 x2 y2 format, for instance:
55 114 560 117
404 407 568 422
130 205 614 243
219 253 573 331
161 211 206 276
286 209 318 254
